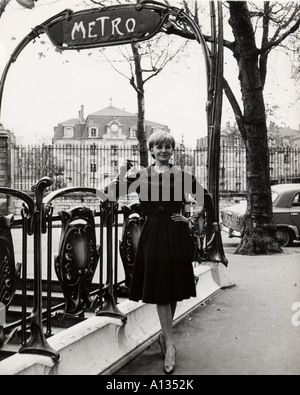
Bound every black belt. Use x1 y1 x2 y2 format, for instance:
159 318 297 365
143 206 180 216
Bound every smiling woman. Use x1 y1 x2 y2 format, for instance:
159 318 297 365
107 130 205 374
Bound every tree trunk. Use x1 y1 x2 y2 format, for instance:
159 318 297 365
228 1 281 255
131 43 149 168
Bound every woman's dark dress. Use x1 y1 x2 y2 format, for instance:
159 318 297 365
112 164 201 304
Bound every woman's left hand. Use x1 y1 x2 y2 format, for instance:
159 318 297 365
171 213 189 225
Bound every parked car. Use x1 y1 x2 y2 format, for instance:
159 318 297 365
221 184 300 247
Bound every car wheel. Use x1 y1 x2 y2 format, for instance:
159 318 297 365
275 228 292 247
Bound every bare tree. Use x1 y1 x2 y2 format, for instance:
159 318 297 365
88 0 188 167
224 2 300 254
176 1 299 254
99 35 188 167
16 145 66 190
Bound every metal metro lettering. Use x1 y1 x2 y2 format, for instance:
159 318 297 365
71 17 137 40
47 6 163 50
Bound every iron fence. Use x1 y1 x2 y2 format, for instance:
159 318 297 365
10 144 300 194
0 180 129 361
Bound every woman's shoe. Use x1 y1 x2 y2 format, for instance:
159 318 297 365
158 333 166 358
163 345 177 375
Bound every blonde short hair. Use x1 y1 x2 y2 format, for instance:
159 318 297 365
148 131 176 155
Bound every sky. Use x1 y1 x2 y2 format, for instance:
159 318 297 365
0 0 299 148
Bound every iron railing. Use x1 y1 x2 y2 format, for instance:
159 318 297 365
0 179 129 362
9 145 300 194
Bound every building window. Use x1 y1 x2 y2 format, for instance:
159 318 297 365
130 129 137 139
64 126 74 138
90 163 97 173
234 138 241 146
89 127 98 138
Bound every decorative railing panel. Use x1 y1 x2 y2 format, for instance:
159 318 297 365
55 207 100 316
119 203 144 297
0 215 20 308
0 214 21 348
0 181 128 361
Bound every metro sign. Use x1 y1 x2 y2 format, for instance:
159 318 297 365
47 5 164 50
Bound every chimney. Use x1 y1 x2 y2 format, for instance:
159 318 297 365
79 105 85 123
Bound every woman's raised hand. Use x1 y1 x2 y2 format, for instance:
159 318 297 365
171 213 189 225
120 159 134 176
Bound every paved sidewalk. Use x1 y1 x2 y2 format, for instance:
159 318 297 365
115 236 300 376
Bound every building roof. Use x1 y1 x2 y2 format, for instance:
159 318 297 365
58 105 168 127
91 105 136 118
277 127 300 138
53 104 170 141
61 118 82 125
89 105 168 127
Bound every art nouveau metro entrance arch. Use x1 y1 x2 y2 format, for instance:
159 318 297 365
0 1 228 360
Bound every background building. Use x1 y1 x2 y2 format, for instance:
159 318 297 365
196 122 300 190
52 101 170 189
4 112 300 195
197 121 300 149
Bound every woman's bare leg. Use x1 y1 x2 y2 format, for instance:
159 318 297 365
157 304 174 347
171 302 177 319
157 304 177 372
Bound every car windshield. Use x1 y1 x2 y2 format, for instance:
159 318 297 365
272 191 279 203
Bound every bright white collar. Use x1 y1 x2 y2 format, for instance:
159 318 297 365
154 164 170 174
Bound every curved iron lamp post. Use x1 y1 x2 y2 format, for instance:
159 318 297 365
205 1 228 265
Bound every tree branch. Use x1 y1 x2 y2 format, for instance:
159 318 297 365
259 2 270 87
222 77 247 142
260 14 300 54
